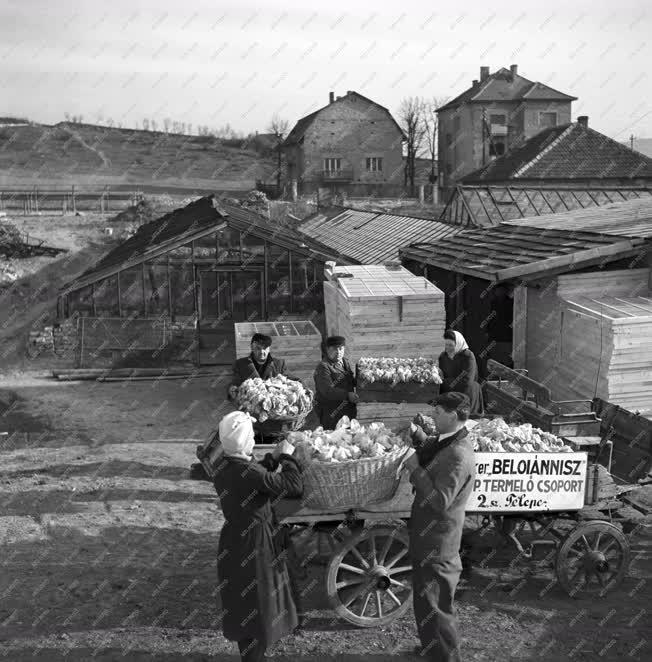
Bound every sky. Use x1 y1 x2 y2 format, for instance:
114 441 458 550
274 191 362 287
1 0 651 140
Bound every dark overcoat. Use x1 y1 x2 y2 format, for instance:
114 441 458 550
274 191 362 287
313 358 356 429
408 427 476 563
230 354 292 390
438 349 484 414
214 453 302 647
408 427 476 662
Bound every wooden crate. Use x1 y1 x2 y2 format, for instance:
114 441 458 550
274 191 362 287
357 380 439 403
356 401 432 432
234 320 322 381
323 264 446 366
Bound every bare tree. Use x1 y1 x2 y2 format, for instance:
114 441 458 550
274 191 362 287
151 119 157 132
143 119 150 131
398 97 426 195
268 114 290 194
163 118 170 133
422 96 447 191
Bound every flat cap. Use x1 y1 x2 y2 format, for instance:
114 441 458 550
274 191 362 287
251 333 272 347
326 335 346 347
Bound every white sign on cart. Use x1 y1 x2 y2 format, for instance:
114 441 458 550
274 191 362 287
470 452 589 512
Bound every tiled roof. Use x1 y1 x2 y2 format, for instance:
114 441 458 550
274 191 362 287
437 68 576 112
502 197 652 238
440 184 652 227
283 91 405 147
463 123 652 182
299 207 463 264
400 225 647 282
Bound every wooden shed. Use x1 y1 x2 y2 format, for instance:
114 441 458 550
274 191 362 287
399 199 652 417
323 263 446 365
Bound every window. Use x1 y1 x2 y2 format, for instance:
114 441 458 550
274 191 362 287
446 164 452 175
539 112 557 128
366 157 383 172
446 133 452 146
490 114 506 125
323 158 342 172
453 115 461 132
489 140 506 157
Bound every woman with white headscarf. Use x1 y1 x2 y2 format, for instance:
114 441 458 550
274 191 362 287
213 411 303 662
438 329 484 415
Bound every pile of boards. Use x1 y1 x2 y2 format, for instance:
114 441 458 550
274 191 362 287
560 295 652 415
323 264 445 431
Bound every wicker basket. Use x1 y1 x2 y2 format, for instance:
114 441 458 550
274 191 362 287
255 408 311 435
301 445 410 510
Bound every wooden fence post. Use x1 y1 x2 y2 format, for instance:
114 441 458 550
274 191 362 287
72 185 76 213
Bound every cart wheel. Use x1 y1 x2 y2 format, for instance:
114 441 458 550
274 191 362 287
556 521 630 597
326 525 412 628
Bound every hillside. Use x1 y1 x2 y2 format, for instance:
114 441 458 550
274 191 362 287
0 122 275 188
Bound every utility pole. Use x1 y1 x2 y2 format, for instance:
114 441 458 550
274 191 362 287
482 107 487 166
630 134 635 150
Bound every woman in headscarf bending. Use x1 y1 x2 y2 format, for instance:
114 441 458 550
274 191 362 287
213 411 303 662
438 330 484 415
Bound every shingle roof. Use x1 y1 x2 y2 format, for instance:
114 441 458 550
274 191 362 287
440 184 652 227
400 225 648 282
298 207 462 264
463 123 652 183
437 68 576 112
502 197 652 238
283 91 405 146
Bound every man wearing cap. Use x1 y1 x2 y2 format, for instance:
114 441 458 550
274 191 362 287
228 333 296 400
313 336 358 430
402 392 476 662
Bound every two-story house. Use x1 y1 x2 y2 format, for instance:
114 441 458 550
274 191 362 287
283 91 405 197
437 65 577 200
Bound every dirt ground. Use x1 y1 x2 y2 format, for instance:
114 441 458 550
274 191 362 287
0 375 649 661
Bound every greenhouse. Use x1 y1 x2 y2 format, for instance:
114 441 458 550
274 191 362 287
57 196 342 365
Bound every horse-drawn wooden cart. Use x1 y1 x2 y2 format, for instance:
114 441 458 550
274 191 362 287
197 417 640 629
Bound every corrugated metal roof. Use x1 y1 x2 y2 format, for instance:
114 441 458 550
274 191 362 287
502 197 652 238
299 208 462 264
400 225 647 282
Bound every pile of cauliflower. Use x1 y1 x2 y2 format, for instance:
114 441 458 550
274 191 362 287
357 357 443 385
287 416 406 465
468 418 573 453
236 375 313 422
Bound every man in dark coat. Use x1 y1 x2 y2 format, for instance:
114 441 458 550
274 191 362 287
228 333 296 399
402 392 476 662
228 333 299 444
213 411 303 662
313 335 358 429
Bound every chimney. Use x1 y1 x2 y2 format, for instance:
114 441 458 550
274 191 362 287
329 91 335 103
510 64 518 76
480 66 490 81
472 79 479 87
346 90 353 95
577 115 588 127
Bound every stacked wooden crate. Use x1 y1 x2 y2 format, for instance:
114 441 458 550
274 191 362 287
559 295 652 415
323 263 445 430
234 321 322 389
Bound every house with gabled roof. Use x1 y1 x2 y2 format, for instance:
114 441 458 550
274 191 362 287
283 91 405 197
461 116 652 187
437 64 577 198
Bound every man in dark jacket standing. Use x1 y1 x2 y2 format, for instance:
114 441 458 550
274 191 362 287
313 336 358 429
402 392 476 662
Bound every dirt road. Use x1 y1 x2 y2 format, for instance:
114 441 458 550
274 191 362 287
0 376 649 661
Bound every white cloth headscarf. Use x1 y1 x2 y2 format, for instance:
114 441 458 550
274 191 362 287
447 330 469 357
219 411 256 460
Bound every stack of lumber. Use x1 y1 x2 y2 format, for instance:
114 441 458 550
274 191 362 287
323 264 446 365
356 401 430 433
234 320 322 389
559 295 652 415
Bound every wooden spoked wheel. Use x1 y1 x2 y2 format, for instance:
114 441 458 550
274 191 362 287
326 526 413 627
555 521 630 597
